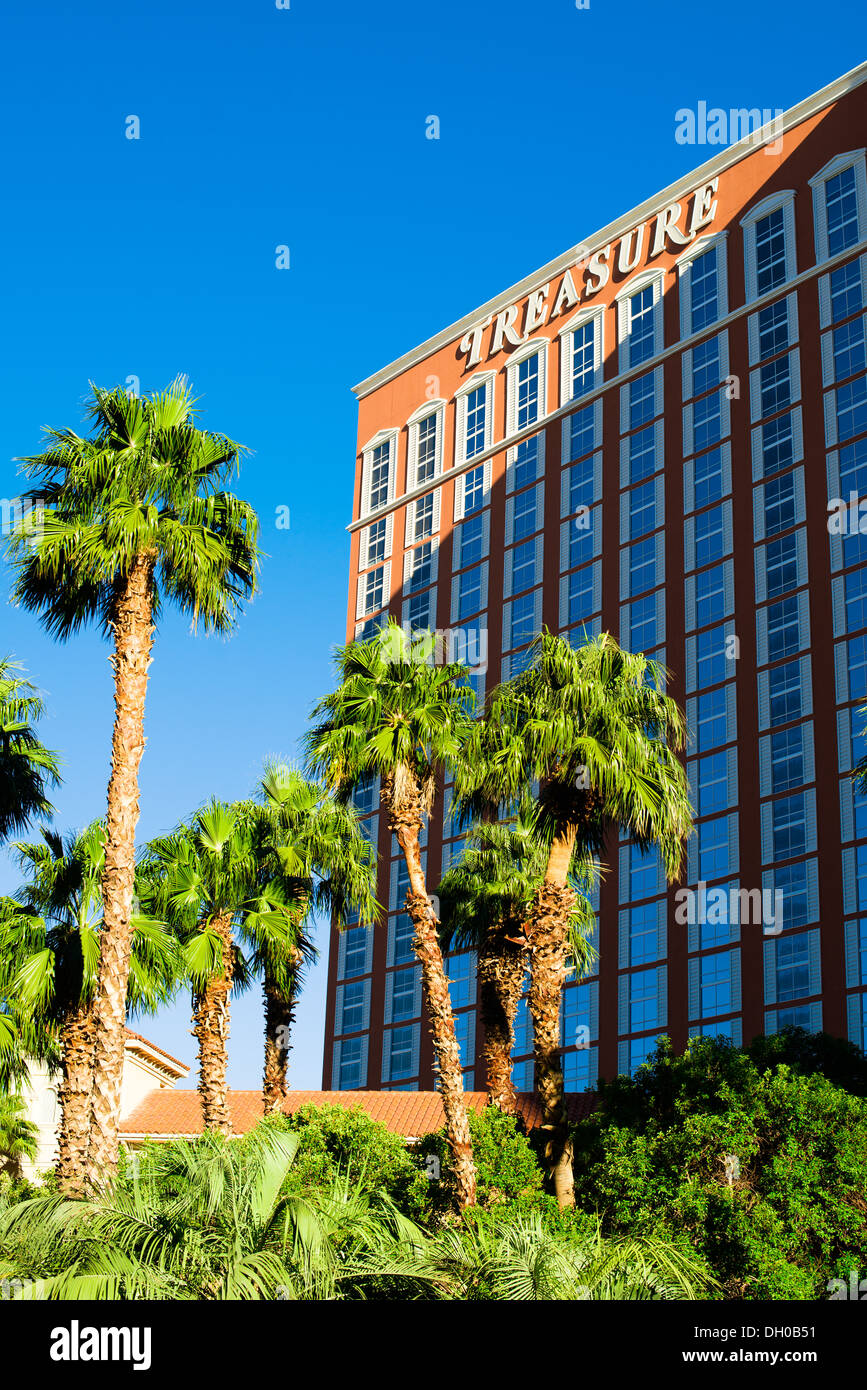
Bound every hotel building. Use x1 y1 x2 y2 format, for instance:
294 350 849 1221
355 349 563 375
323 62 867 1094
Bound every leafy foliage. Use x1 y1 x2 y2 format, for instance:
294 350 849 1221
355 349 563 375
0 1111 712 1301
305 620 476 813
274 1104 430 1221
425 1209 712 1300
0 658 61 845
0 1096 39 1175
571 1035 867 1299
418 1106 549 1219
457 631 691 872
0 1126 432 1301
6 378 260 640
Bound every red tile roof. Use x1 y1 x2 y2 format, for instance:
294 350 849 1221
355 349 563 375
120 1088 595 1139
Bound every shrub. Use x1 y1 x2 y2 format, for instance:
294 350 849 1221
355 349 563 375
272 1103 431 1221
571 1035 867 1299
417 1105 552 1220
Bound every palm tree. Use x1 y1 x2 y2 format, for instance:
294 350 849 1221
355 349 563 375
0 658 61 845
6 378 260 1186
0 824 177 1194
306 622 479 1209
253 763 378 1114
427 1211 712 1300
142 801 298 1135
436 807 597 1114
458 632 692 1209
0 1096 38 1179
0 1126 431 1300
0 908 57 1097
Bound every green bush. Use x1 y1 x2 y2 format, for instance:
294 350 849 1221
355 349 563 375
417 1105 554 1221
571 1034 867 1299
271 1103 431 1221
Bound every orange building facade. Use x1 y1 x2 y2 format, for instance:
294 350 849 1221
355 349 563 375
324 62 867 1093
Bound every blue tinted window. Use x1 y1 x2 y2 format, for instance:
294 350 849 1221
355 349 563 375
690 249 719 333
695 750 730 816
764 470 797 536
628 480 657 539
770 724 807 792
755 207 787 295
695 562 728 628
694 685 732 751
629 967 661 1031
835 375 867 444
567 403 597 461
766 595 803 662
701 950 733 1017
758 411 796 477
768 659 804 726
696 624 730 689
757 299 790 360
831 259 864 323
826 165 860 257
693 446 726 511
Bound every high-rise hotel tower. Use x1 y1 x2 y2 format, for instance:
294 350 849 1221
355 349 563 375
323 62 867 1094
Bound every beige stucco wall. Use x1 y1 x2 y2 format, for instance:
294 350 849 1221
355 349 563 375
18 1040 187 1180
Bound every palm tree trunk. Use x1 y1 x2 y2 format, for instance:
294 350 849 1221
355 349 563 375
527 825 577 1211
394 820 476 1210
87 554 155 1191
56 1004 95 1196
263 966 295 1115
193 912 234 1135
478 930 527 1115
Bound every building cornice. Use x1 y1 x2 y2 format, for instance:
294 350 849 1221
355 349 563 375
351 60 867 402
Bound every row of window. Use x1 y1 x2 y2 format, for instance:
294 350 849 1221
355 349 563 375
358 155 867 525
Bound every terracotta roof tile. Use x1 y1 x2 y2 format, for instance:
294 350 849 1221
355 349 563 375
120 1088 595 1139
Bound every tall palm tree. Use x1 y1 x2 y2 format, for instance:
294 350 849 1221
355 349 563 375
0 824 177 1194
0 658 61 845
142 800 298 1135
458 632 692 1209
436 807 597 1114
306 622 479 1209
253 763 377 1114
6 378 260 1186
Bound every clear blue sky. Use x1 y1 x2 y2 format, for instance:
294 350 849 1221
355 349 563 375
0 0 863 1088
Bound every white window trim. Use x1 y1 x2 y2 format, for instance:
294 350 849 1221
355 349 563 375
406 399 445 491
454 371 495 466
453 457 492 523
505 337 549 437
676 231 729 338
809 150 867 265
402 537 440 596
558 305 605 407
740 190 797 303
406 488 442 545
359 513 394 572
616 268 666 374
360 428 398 519
355 559 392 621
747 290 799 365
